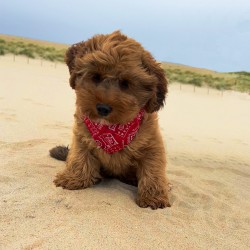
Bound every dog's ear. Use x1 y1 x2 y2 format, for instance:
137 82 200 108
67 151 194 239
142 51 168 113
65 42 88 89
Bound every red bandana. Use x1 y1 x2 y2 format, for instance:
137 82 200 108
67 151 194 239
83 109 145 154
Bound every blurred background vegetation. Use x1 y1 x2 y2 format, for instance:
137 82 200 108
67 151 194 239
162 64 250 92
0 35 67 62
0 35 249 93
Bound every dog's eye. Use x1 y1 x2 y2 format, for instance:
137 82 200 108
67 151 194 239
92 73 102 83
120 79 129 90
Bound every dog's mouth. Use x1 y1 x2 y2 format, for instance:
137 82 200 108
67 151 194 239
80 105 142 126
83 108 145 129
92 117 113 125
78 108 112 125
87 112 133 125
76 85 142 125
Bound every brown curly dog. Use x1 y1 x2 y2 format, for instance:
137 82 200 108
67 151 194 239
50 31 170 209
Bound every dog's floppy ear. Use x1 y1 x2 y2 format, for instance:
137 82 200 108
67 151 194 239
142 51 168 113
65 42 88 89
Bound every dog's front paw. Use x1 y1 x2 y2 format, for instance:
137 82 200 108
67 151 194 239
54 172 102 190
136 193 171 209
54 173 84 190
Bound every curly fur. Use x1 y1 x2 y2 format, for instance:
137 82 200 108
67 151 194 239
52 31 170 209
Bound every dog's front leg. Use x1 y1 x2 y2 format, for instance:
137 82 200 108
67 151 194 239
54 137 102 190
136 152 171 209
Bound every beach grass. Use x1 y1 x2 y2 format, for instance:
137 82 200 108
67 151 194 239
162 65 250 92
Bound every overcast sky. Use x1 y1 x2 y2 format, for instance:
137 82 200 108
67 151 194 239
1 0 250 72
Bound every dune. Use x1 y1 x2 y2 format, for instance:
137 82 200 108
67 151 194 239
0 55 249 249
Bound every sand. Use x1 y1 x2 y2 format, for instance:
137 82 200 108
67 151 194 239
0 55 249 249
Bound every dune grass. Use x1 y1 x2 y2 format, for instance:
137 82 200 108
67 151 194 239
0 38 66 62
0 35 249 93
162 64 250 92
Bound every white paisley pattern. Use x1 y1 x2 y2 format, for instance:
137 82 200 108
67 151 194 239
83 109 145 154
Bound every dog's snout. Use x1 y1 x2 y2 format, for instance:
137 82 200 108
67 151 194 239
96 104 112 116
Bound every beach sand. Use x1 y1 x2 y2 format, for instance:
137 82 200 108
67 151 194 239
0 55 249 249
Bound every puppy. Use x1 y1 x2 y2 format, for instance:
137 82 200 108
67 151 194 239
51 31 170 209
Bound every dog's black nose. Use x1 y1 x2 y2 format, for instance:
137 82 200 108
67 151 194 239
96 104 112 116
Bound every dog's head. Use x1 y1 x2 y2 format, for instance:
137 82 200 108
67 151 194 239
65 31 168 124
